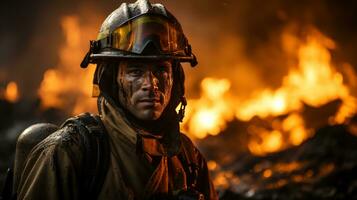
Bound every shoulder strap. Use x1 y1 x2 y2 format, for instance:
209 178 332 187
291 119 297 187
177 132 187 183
61 112 110 200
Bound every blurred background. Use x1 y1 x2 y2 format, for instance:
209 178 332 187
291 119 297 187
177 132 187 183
1 0 357 199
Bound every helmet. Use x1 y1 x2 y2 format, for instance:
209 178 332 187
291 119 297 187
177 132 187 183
82 0 192 121
81 0 197 68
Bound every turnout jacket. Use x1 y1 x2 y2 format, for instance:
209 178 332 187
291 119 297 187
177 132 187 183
16 98 218 200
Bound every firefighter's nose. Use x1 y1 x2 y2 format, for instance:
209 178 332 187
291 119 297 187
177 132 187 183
142 71 159 91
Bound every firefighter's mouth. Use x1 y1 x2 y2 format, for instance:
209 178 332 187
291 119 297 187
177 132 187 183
138 98 161 105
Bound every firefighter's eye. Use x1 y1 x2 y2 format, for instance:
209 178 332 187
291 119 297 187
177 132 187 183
128 69 143 76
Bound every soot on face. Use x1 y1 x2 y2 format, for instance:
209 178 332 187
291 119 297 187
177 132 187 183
117 61 173 121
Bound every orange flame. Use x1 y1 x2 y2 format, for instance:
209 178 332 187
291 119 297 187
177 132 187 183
236 30 356 122
38 16 98 114
248 130 283 155
183 28 357 155
2 81 20 103
182 78 234 138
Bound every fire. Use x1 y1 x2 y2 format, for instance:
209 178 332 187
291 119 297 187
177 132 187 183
183 28 357 155
2 81 20 103
248 130 283 155
38 16 98 114
283 114 308 145
182 78 234 138
237 90 289 120
246 113 311 156
236 31 356 122
241 30 356 155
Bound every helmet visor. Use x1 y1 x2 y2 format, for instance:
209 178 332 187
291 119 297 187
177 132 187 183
99 14 188 56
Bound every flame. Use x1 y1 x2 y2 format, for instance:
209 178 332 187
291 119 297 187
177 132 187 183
246 113 311 156
38 16 97 114
282 114 308 145
237 89 289 120
241 30 356 155
248 130 283 155
236 31 356 121
2 81 20 103
182 78 234 138
242 30 356 155
183 28 357 155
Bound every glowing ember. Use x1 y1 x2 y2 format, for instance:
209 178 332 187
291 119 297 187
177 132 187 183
207 160 218 171
263 169 272 178
38 16 97 114
3 81 20 103
208 161 241 192
318 163 335 176
274 161 303 173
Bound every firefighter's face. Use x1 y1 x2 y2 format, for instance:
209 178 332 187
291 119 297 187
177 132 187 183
117 61 173 120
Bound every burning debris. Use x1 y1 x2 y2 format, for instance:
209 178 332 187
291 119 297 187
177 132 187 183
213 123 357 200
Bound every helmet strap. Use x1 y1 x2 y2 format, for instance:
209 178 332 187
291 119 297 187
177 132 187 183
81 40 101 68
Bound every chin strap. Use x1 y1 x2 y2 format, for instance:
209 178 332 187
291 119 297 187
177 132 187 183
178 96 187 122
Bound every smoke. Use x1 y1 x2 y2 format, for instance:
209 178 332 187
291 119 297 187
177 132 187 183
0 0 356 100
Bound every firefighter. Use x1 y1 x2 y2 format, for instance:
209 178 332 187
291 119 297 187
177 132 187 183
14 0 217 199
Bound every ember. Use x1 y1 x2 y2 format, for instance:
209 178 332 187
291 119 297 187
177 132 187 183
218 125 357 199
